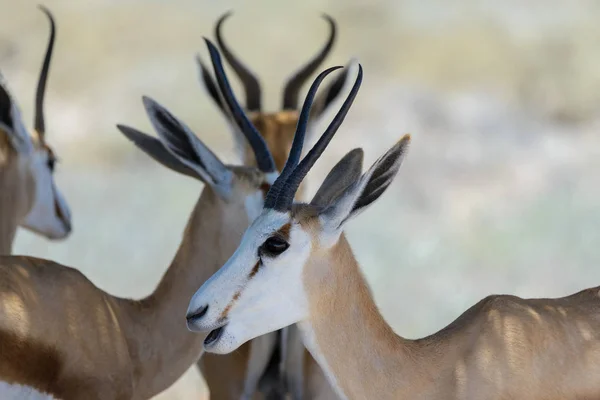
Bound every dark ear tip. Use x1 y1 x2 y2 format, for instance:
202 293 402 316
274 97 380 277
116 124 136 139
348 147 364 162
141 95 156 111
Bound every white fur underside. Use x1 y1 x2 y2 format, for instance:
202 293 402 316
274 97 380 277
0 381 57 399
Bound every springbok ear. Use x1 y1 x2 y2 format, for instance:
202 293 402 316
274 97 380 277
0 80 32 153
308 60 356 125
319 135 410 232
141 96 234 197
116 124 200 180
196 55 226 114
311 148 363 207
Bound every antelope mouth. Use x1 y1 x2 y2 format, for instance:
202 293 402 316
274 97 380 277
54 199 71 236
204 325 226 348
51 186 72 239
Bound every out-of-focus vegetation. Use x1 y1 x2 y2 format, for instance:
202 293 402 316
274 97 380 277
3 0 600 398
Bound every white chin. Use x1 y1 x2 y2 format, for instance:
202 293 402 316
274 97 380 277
204 331 244 355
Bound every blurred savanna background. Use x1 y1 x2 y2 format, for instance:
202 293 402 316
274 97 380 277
3 0 600 398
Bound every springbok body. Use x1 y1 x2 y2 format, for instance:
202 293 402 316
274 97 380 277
197 13 348 399
188 65 600 400
0 6 71 254
0 42 356 400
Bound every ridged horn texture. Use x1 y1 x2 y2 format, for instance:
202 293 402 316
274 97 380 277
204 38 276 173
265 64 363 211
281 14 337 110
34 5 56 138
215 11 262 111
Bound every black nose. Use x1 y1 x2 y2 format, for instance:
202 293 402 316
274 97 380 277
186 305 208 322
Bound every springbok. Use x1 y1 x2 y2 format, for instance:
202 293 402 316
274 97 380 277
197 12 346 399
188 64 600 400
0 6 71 254
197 12 349 192
0 40 358 400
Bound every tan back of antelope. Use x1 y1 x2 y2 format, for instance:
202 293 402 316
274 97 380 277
0 6 71 254
196 13 349 399
189 65 600 399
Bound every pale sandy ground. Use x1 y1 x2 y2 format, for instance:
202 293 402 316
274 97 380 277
3 0 600 398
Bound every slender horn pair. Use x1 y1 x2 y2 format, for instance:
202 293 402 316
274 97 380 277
204 21 361 201
215 12 337 111
264 66 363 211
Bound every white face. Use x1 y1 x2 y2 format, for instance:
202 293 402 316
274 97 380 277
1 81 72 241
187 208 312 354
21 145 71 240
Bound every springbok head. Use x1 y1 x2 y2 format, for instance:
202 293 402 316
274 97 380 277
186 64 410 354
0 6 71 240
118 38 279 229
197 13 352 183
119 39 361 241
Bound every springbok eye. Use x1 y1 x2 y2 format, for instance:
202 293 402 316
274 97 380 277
47 154 56 172
261 236 289 257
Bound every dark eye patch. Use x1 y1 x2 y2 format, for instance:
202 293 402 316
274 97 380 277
260 236 289 257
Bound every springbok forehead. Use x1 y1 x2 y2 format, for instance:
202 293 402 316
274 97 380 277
243 112 301 172
236 208 313 262
248 110 300 127
225 167 280 221
245 209 291 244
229 167 278 190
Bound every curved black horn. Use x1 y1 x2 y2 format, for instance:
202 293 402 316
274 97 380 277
272 65 363 211
264 65 343 209
215 12 262 111
281 14 337 110
204 38 276 173
34 5 56 137
195 55 226 113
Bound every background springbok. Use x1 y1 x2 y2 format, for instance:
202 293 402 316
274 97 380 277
198 12 349 181
197 12 348 399
0 6 71 254
188 67 600 399
0 40 358 400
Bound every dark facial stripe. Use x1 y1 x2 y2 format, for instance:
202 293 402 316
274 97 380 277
248 260 261 279
218 290 241 323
